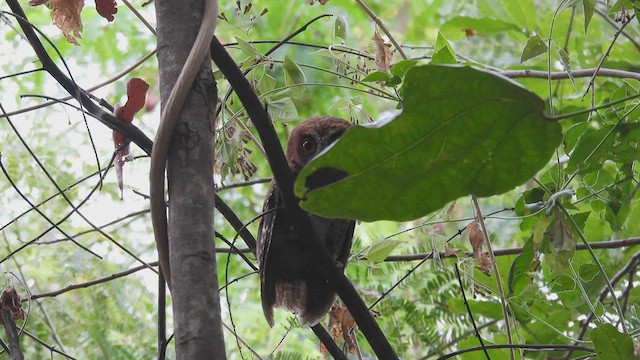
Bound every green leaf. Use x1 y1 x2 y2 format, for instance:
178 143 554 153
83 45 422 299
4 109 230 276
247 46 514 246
390 60 419 77
334 15 348 40
591 324 635 360
502 0 537 31
568 124 640 171
579 263 599 282
508 235 537 295
551 274 576 293
556 46 576 89
430 31 456 64
583 0 595 32
361 238 402 263
330 96 362 110
256 73 276 95
294 65 562 221
362 71 392 82
521 34 548 63
235 36 260 58
440 16 523 41
265 97 298 122
283 56 306 86
542 215 576 273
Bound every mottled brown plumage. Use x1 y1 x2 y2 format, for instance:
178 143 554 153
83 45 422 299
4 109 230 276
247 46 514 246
257 116 355 327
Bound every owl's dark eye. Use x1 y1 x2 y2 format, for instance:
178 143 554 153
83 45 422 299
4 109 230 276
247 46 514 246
300 136 317 155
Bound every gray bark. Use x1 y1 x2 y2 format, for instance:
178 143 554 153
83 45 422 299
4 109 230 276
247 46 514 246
155 1 225 359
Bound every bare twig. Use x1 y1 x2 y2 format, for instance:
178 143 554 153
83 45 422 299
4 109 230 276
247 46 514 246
501 68 640 81
385 237 640 261
595 7 640 52
354 0 408 60
471 195 514 360
582 13 635 98
26 262 159 301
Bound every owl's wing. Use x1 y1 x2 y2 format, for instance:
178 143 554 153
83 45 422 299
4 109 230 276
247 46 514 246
257 181 281 326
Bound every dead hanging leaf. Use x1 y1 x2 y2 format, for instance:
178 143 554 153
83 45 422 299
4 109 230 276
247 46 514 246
95 0 117 22
373 32 393 72
30 0 84 45
475 252 493 276
0 286 24 322
466 220 485 257
467 220 492 275
319 305 376 356
113 78 149 198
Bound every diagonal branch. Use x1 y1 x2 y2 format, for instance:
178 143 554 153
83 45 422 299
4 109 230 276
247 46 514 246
210 35 397 359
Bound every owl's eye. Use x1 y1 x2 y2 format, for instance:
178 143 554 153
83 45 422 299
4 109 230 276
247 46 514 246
301 137 317 155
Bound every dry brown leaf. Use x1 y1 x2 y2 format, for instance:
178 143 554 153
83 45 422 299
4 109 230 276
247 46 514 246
30 0 84 45
49 0 84 45
373 32 393 72
475 252 493 276
466 220 485 258
320 305 374 356
0 286 24 322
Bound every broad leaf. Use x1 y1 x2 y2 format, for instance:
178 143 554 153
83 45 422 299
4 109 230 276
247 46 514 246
583 0 595 33
430 31 456 64
335 15 348 40
283 56 306 86
521 34 548 63
235 36 260 58
591 324 635 360
265 97 298 122
508 235 537 295
502 0 537 31
295 65 562 221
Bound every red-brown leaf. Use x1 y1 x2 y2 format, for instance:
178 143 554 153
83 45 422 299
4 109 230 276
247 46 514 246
112 78 148 198
0 286 24 322
95 0 117 22
116 78 149 123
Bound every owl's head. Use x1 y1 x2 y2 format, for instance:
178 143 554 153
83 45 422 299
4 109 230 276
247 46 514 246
286 116 351 175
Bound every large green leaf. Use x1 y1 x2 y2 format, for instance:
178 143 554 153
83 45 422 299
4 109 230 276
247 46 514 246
591 323 635 360
294 65 562 221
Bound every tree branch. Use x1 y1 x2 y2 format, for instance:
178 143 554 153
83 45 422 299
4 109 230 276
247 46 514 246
210 35 397 358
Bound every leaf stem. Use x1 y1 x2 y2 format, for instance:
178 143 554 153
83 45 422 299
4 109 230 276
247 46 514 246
471 195 516 360
545 92 640 121
354 0 408 60
558 204 628 333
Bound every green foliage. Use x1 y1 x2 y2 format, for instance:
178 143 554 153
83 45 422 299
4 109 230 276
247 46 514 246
591 323 636 359
296 65 562 221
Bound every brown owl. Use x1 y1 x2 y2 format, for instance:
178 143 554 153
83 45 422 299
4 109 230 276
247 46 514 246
257 116 355 327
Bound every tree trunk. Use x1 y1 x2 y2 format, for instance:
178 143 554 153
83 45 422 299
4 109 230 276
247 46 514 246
155 1 225 358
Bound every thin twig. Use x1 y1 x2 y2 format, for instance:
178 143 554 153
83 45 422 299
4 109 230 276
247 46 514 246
582 14 635 98
385 237 640 261
26 262 159 301
354 0 408 60
471 195 514 360
595 7 640 52
501 67 640 81
454 263 489 360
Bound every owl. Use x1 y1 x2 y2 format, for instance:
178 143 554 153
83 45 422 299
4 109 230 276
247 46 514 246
257 116 355 327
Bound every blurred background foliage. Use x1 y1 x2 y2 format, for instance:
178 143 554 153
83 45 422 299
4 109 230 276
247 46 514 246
1 0 640 358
